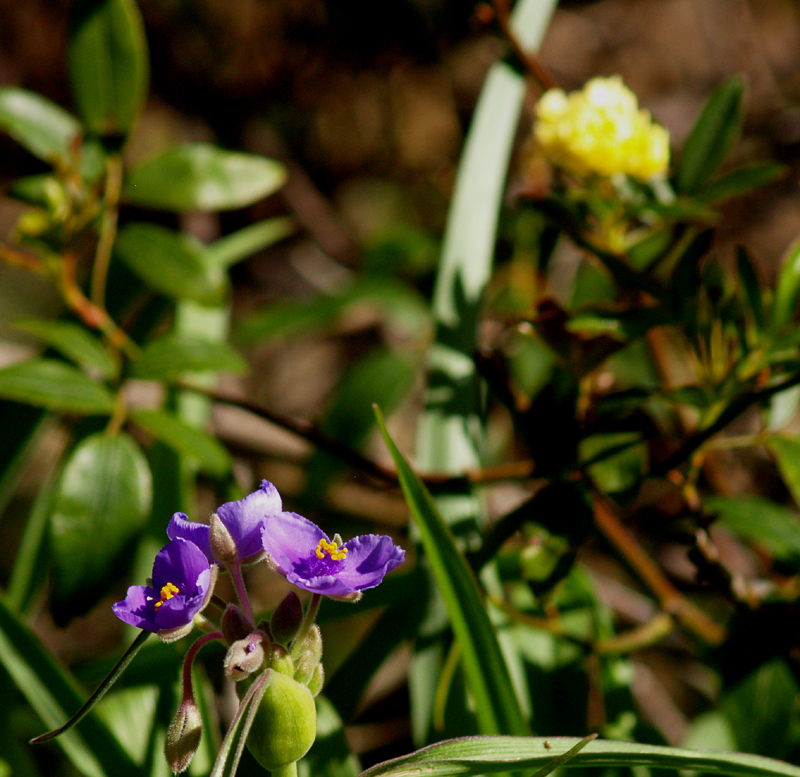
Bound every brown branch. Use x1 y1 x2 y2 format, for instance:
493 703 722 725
592 491 726 646
491 0 558 91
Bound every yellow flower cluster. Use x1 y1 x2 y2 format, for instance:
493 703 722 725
534 76 670 182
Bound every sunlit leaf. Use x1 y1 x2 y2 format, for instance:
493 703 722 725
206 217 295 268
0 359 115 414
131 334 247 381
68 0 149 138
771 237 800 334
15 318 117 379
50 431 152 621
361 736 800 777
131 408 231 476
0 87 81 166
124 143 286 211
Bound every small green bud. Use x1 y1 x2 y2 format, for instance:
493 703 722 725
222 604 253 644
165 699 202 774
246 670 317 771
293 649 319 686
224 631 267 682
209 513 238 564
270 591 304 644
269 643 294 675
307 662 324 698
291 623 322 663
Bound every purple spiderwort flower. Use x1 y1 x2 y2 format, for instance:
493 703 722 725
261 512 405 599
112 538 216 642
168 479 282 565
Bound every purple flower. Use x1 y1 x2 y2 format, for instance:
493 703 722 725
112 538 214 641
168 480 282 565
261 512 405 599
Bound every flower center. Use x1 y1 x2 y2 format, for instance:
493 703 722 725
315 538 347 561
154 581 179 610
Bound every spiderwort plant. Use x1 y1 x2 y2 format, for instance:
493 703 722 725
32 479 405 777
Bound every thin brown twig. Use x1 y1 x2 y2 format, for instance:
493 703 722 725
491 0 558 91
592 491 726 646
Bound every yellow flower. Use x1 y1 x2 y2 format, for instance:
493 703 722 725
534 76 670 182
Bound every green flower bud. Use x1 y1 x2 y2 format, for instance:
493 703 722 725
164 699 202 774
246 670 317 771
224 631 267 682
307 662 324 698
291 623 322 663
293 649 319 686
270 591 303 644
209 513 238 564
269 643 294 675
222 603 253 645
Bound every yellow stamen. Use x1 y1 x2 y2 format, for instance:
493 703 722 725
154 581 179 610
315 538 348 561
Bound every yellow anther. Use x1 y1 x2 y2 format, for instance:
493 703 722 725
315 538 348 561
155 581 180 610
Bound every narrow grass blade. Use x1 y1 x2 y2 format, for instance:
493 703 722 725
375 408 527 736
361 736 800 777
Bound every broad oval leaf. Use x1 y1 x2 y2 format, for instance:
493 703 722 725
131 408 231 476
115 223 227 305
50 431 152 621
124 143 286 211
131 334 247 381
15 318 118 379
123 143 286 211
68 0 149 138
360 735 800 777
0 87 81 166
0 359 115 414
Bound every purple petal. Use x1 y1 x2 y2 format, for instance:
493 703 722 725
167 513 212 562
217 480 282 560
336 534 406 591
112 585 159 632
261 511 327 575
152 538 211 596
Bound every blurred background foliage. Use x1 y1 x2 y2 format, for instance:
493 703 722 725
3 1 800 777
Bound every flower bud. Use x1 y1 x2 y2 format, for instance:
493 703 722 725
246 670 317 771
224 632 267 682
292 648 319 686
209 513 238 564
165 699 202 774
222 603 253 645
291 623 322 663
307 662 324 698
270 591 304 644
269 643 294 675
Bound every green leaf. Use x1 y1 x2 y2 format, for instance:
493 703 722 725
707 494 800 564
115 223 228 305
131 408 231 476
0 87 81 166
375 408 528 737
696 163 785 204
131 334 247 381
676 77 745 195
767 436 800 512
360 736 800 777
206 217 295 268
0 595 141 777
15 318 118 379
0 359 115 414
736 246 764 332
68 0 149 138
50 431 152 620
771 237 800 334
124 143 286 211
